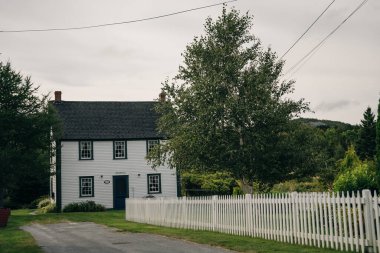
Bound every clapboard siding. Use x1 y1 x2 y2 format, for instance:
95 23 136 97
61 140 177 209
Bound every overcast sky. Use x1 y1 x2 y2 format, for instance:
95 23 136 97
1 0 379 124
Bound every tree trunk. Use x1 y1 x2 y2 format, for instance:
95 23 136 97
0 188 4 208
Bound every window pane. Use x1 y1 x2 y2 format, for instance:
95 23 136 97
148 174 160 193
147 140 159 155
80 177 93 197
80 141 92 159
114 141 125 158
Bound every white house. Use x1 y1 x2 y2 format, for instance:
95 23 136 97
50 91 178 211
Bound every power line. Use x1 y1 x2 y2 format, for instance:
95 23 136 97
0 0 237 33
288 41 325 77
280 0 335 60
284 0 369 76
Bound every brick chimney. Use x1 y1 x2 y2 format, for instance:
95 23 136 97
54 91 62 102
159 91 166 102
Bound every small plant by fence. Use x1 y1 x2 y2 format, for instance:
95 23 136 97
126 190 380 253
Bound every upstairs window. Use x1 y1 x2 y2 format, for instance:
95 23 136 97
114 141 127 159
147 174 161 194
79 141 93 160
147 139 159 155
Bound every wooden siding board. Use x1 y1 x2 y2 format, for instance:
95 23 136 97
60 140 177 209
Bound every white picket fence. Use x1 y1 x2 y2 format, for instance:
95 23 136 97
126 190 380 253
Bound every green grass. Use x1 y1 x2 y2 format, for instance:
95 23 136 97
0 209 351 253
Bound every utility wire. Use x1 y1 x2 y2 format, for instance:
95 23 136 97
0 0 237 33
280 0 335 59
284 0 369 75
288 42 324 77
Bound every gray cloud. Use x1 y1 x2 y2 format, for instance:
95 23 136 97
0 0 379 124
315 100 360 112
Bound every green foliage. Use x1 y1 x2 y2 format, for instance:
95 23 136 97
338 145 361 172
181 170 236 196
315 127 359 189
356 107 376 160
29 195 49 209
0 62 61 208
32 196 56 214
63 201 106 212
232 186 244 195
294 118 354 131
148 7 308 185
37 198 51 209
376 98 380 184
271 178 326 193
38 202 56 214
333 162 377 192
333 147 377 192
290 118 359 190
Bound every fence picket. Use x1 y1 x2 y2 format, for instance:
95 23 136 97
316 193 322 248
337 192 343 250
125 190 380 253
357 191 364 253
374 192 380 253
342 192 348 251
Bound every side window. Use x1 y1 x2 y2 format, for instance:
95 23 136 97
147 174 161 194
146 139 159 155
79 141 93 160
114 141 127 159
79 176 94 197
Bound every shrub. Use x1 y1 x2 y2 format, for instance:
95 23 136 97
29 195 50 209
63 201 106 212
37 202 56 214
32 196 57 214
232 186 244 195
333 146 378 192
181 170 236 196
271 178 326 193
37 198 51 209
333 161 377 192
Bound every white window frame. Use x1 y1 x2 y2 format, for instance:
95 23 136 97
80 176 94 197
147 174 161 194
79 141 93 160
114 141 126 159
147 139 159 155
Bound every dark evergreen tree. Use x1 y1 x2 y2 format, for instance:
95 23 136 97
356 107 376 160
0 62 60 208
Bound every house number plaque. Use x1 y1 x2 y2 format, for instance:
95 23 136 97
104 180 110 184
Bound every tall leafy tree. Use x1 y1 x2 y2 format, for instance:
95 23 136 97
356 107 376 160
148 8 308 185
0 62 59 208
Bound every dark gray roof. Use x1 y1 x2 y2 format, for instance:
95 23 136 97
52 101 162 140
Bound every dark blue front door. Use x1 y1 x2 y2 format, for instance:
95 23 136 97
113 175 129 209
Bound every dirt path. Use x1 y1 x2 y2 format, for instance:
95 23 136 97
22 222 234 253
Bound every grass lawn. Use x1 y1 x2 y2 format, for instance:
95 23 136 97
0 209 350 253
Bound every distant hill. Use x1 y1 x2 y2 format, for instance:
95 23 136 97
294 118 356 131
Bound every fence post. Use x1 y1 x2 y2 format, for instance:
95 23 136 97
291 192 298 244
160 197 165 226
183 196 188 229
212 195 217 231
246 194 252 237
363 189 375 253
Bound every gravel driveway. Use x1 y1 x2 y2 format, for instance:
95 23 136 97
22 222 234 253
